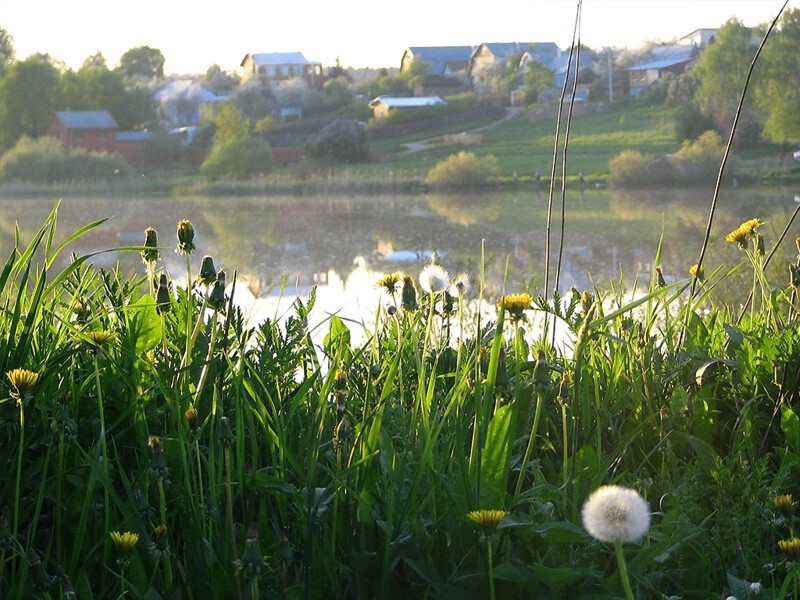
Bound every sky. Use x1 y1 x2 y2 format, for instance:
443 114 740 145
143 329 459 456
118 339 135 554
0 0 794 76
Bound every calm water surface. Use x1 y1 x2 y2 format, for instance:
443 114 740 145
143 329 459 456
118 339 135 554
3 186 799 331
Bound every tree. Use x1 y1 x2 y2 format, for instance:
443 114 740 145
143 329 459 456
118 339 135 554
200 136 274 179
522 60 554 104
61 58 155 129
327 57 351 82
118 45 165 79
691 19 760 137
230 81 273 123
204 103 250 149
754 7 800 146
0 57 62 150
304 118 370 163
0 28 15 78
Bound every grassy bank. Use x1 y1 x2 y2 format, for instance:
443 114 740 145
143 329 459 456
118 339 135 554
2 205 800 598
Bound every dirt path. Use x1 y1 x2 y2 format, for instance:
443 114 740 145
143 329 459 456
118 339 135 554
399 107 523 155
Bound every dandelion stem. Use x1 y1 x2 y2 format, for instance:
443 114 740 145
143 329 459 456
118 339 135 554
615 541 635 600
487 538 497 600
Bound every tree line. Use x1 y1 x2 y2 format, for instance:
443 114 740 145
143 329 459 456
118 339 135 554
0 10 796 178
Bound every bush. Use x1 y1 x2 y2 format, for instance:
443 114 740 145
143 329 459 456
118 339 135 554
304 118 370 164
674 101 717 143
673 130 727 174
608 149 653 187
200 136 274 179
0 136 133 183
427 151 500 189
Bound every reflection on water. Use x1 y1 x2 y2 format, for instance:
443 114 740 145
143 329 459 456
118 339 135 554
3 187 798 327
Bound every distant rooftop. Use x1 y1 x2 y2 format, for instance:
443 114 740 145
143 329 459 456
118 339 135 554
55 110 118 129
369 96 446 108
242 52 317 67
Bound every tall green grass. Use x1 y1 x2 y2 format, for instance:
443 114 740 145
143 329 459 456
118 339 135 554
0 202 798 598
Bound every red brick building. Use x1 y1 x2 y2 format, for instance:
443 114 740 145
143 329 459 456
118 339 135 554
45 110 152 164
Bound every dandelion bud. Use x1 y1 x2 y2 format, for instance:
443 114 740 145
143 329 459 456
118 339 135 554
655 266 666 288
208 270 227 313
791 265 800 288
580 291 594 313
756 233 765 256
176 220 196 255
335 414 351 442
532 349 550 389
197 256 217 286
218 416 235 448
141 227 159 265
402 275 418 311
558 371 571 400
185 406 199 428
156 274 172 315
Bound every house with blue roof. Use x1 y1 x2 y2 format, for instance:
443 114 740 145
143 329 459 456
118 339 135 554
400 46 474 96
154 80 229 127
626 44 699 96
240 51 323 88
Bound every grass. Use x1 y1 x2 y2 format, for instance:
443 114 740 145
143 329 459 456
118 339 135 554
1 200 800 598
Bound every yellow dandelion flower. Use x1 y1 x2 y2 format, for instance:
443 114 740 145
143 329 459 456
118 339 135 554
775 494 794 517
779 537 800 557
467 509 509 531
497 292 533 320
154 524 167 535
6 368 39 392
109 530 140 553
376 272 403 294
725 225 751 247
84 330 115 347
689 264 705 282
740 218 764 234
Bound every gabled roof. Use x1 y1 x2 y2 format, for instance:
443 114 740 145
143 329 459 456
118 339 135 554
369 96 446 108
55 110 118 130
626 45 698 71
155 80 228 103
405 46 475 74
242 52 314 67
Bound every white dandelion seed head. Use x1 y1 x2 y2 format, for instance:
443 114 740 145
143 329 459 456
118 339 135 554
419 264 450 294
582 485 650 543
448 273 470 297
749 582 762 595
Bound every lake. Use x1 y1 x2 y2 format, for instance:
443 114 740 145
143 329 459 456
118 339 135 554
3 186 799 332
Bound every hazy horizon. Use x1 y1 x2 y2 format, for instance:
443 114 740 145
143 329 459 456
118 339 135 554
0 0 792 76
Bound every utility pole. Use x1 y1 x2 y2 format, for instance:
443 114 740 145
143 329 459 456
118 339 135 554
607 49 614 103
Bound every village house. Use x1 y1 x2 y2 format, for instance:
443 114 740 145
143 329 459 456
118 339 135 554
45 110 152 165
240 51 323 88
625 29 716 96
368 96 446 119
154 80 229 128
400 46 474 96
625 44 699 96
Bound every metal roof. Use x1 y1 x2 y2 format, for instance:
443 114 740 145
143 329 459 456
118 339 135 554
369 96 446 108
55 110 118 129
626 57 694 71
245 52 312 66
406 46 475 74
116 131 154 141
